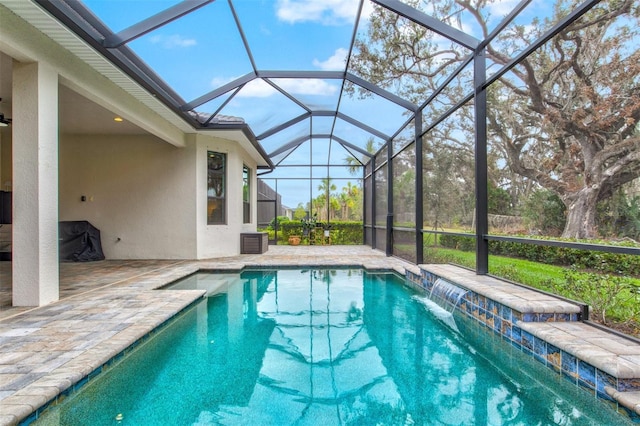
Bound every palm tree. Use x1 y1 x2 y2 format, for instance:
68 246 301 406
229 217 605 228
344 137 379 175
341 182 359 220
317 178 336 222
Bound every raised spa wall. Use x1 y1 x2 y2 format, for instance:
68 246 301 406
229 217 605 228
405 263 640 421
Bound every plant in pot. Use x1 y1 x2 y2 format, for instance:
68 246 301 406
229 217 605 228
288 235 301 246
301 214 318 244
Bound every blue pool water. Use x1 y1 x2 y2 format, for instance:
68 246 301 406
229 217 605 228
33 268 631 425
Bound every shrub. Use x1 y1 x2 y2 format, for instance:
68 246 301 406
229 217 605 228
269 216 290 229
549 268 640 325
439 235 475 251
488 238 640 277
274 221 363 245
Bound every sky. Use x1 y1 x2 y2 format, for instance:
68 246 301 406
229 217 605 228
79 0 548 208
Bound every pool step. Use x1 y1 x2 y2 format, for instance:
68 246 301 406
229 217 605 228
406 263 640 420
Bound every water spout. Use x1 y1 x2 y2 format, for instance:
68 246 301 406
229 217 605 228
415 278 469 332
413 296 460 332
429 278 469 312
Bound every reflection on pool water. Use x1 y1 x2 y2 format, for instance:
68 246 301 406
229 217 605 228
33 268 631 425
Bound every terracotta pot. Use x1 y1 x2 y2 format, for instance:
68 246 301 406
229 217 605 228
288 235 301 246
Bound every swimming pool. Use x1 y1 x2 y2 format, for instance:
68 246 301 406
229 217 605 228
31 268 631 425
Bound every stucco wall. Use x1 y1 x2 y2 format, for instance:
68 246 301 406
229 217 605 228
59 134 197 259
59 133 259 260
195 133 259 259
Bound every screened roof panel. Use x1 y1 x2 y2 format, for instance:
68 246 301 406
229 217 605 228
193 91 237 123
124 1 254 102
217 79 308 136
270 146 300 166
277 139 312 166
311 165 355 179
421 61 475 130
329 141 364 168
337 89 409 138
82 0 182 33
267 79 343 112
265 166 312 180
393 119 415 155
259 118 311 154
233 0 359 71
350 7 470 103
393 0 529 42
488 1 582 70
311 116 336 135
332 119 385 153
310 137 331 166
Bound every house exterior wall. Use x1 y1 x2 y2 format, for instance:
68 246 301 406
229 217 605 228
59 133 259 260
195 133 259 259
59 134 198 259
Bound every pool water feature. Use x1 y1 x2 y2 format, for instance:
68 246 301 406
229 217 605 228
31 268 633 425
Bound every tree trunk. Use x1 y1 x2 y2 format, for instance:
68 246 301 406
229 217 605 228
562 187 600 239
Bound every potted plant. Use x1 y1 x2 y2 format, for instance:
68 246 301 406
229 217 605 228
301 214 318 242
288 235 301 246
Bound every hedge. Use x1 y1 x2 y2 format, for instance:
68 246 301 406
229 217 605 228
267 222 364 245
437 234 640 276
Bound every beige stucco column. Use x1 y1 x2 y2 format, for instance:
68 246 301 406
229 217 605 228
12 61 59 306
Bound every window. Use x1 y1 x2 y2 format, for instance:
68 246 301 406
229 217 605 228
207 151 226 224
243 165 251 223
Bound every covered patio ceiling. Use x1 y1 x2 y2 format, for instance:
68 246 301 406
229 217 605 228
26 0 544 174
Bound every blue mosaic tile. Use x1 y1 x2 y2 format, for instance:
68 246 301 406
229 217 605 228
596 369 617 401
512 311 523 324
501 305 512 322
539 313 554 322
522 312 538 322
618 377 640 392
555 313 571 322
546 344 561 370
478 307 487 324
533 336 547 364
469 292 478 305
561 350 578 381
570 313 579 321
578 360 596 390
73 375 89 392
478 295 486 309
493 315 502 333
522 330 534 353
512 325 522 345
501 321 512 340
485 311 494 330
487 299 495 314
470 303 479 317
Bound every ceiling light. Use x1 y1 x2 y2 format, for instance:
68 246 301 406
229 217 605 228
113 116 123 122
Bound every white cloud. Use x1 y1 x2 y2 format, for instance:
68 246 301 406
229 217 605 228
313 48 348 71
276 0 361 25
148 34 196 49
211 76 338 98
277 78 338 96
